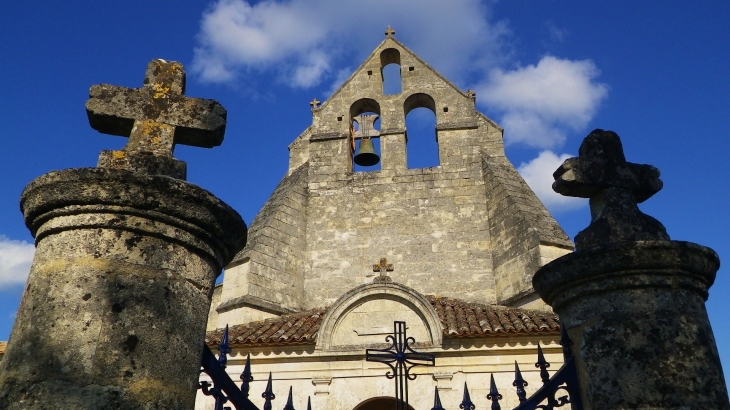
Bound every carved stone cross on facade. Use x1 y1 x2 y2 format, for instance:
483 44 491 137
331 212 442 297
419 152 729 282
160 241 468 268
85 59 227 180
309 98 321 111
552 129 670 250
373 257 394 283
385 26 396 37
366 321 435 410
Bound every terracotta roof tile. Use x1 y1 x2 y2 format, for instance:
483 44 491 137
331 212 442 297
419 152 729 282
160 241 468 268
424 296 561 338
207 308 326 347
206 296 560 347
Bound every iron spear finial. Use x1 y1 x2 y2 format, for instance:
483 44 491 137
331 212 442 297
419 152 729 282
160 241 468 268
460 382 475 410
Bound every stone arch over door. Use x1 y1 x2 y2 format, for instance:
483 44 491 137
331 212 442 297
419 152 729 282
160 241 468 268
316 282 443 350
354 397 415 410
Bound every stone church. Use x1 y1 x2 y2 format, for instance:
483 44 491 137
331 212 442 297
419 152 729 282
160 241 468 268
197 29 575 410
3 26 725 410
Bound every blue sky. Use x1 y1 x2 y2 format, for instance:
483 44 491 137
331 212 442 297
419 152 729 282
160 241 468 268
1 0 729 382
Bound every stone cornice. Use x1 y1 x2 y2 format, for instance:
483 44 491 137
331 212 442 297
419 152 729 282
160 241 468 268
21 168 247 269
216 295 295 315
435 121 478 131
309 132 347 141
533 240 719 310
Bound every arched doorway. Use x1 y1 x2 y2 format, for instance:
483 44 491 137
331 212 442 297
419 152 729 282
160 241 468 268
353 396 415 410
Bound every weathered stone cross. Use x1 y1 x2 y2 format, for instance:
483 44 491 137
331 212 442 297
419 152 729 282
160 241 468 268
309 98 321 111
552 129 669 250
86 59 227 179
373 257 394 283
385 26 396 37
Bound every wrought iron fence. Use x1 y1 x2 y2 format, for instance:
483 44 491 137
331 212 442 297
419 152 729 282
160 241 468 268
199 322 582 410
435 325 582 410
199 325 286 410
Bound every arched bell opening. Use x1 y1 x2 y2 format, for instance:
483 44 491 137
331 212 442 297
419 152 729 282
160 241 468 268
404 93 439 169
353 396 415 410
380 48 402 95
350 98 382 172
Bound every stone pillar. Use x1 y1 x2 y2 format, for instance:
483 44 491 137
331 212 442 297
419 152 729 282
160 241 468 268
380 130 407 171
533 129 728 409
0 60 247 410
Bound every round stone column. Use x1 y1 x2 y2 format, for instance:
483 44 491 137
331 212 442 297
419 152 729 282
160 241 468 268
0 168 246 409
534 240 727 409
534 129 730 409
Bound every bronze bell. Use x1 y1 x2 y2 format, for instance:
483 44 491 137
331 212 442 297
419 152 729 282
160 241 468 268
353 138 380 166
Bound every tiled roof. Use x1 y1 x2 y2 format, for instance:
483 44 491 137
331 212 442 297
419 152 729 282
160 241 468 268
207 307 326 347
206 297 559 347
425 295 560 336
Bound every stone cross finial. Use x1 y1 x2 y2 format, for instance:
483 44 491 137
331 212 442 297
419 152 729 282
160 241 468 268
86 59 227 179
385 26 396 37
553 129 669 250
309 98 321 111
373 257 394 283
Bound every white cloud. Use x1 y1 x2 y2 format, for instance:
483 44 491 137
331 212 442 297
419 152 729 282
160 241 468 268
0 235 35 289
544 21 567 43
517 151 586 213
192 0 511 87
290 50 331 88
478 56 608 149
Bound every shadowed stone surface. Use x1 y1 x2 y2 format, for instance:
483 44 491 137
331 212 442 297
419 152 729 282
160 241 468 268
0 168 246 410
552 129 668 250
0 60 245 409
534 130 729 409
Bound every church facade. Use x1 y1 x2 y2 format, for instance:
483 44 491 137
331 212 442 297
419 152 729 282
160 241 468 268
197 30 575 410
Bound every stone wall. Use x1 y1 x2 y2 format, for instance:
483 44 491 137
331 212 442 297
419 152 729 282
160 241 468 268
303 160 498 307
218 164 309 325
482 153 574 306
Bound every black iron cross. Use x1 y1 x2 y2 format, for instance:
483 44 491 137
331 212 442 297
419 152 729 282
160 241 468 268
366 321 435 410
